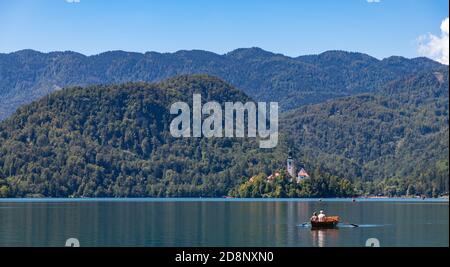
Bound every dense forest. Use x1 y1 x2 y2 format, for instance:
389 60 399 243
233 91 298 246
283 71 449 197
0 72 448 198
0 75 285 197
0 48 446 120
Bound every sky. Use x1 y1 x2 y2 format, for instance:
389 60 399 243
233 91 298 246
0 0 448 63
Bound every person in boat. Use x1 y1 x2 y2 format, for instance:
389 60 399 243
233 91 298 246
310 212 318 222
318 210 326 222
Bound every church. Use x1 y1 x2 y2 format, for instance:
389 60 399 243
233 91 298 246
287 152 310 183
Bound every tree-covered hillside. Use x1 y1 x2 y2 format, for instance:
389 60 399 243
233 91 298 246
0 73 448 198
0 75 286 197
0 48 446 120
282 71 449 196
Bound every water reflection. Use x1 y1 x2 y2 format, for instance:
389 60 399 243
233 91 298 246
311 229 339 247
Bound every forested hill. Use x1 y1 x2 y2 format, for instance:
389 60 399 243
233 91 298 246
0 75 287 197
282 71 449 196
0 73 448 198
0 48 446 120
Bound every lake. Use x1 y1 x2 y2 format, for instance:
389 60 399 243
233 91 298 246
0 198 448 247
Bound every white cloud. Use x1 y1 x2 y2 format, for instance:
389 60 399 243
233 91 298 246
418 17 449 65
66 0 80 3
366 0 381 3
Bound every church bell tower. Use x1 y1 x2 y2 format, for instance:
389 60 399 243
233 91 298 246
287 151 295 177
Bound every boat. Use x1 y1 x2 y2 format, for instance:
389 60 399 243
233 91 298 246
311 216 340 229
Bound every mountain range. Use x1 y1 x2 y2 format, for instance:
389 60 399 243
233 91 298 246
0 47 446 120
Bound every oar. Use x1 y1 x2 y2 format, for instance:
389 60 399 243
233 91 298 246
344 222 359 227
300 222 310 227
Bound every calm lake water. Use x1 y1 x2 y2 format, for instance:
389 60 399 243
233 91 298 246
0 198 448 247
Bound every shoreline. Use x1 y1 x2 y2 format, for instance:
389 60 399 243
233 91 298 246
0 197 448 203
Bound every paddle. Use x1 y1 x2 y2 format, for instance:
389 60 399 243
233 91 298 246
342 221 359 227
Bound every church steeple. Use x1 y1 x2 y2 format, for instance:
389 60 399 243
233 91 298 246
287 150 295 177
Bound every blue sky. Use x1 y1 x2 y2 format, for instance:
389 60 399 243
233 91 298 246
0 0 448 60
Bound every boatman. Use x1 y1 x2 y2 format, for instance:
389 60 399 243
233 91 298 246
318 210 326 222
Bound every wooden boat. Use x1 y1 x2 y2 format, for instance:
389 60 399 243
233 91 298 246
311 216 340 229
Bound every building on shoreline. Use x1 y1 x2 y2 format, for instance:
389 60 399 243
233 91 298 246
297 168 310 181
287 153 310 183
251 153 310 184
